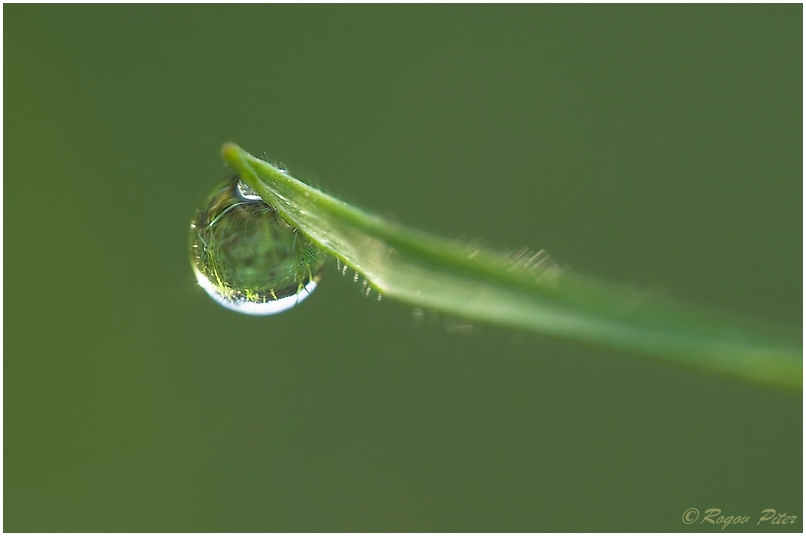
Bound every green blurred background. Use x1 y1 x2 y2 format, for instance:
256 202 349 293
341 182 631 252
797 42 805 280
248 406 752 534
5 5 801 531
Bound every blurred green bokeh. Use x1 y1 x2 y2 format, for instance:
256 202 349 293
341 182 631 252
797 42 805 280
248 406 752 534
5 5 801 531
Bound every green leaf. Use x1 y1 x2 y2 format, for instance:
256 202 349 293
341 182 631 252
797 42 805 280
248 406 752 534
221 142 802 392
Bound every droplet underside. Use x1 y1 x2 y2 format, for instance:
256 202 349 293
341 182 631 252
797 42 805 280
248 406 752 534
189 176 326 315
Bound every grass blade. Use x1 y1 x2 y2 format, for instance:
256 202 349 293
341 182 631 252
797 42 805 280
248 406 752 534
221 142 802 391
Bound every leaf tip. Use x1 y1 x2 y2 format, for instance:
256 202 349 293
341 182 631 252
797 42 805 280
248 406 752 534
221 142 244 163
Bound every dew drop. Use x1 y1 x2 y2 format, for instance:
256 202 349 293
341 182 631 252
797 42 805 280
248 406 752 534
189 175 326 315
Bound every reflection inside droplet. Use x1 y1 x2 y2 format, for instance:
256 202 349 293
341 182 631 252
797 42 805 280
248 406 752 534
189 175 326 315
236 179 261 200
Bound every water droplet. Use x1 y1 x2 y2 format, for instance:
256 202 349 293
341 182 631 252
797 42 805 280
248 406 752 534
189 175 326 315
353 272 359 282
445 318 473 335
